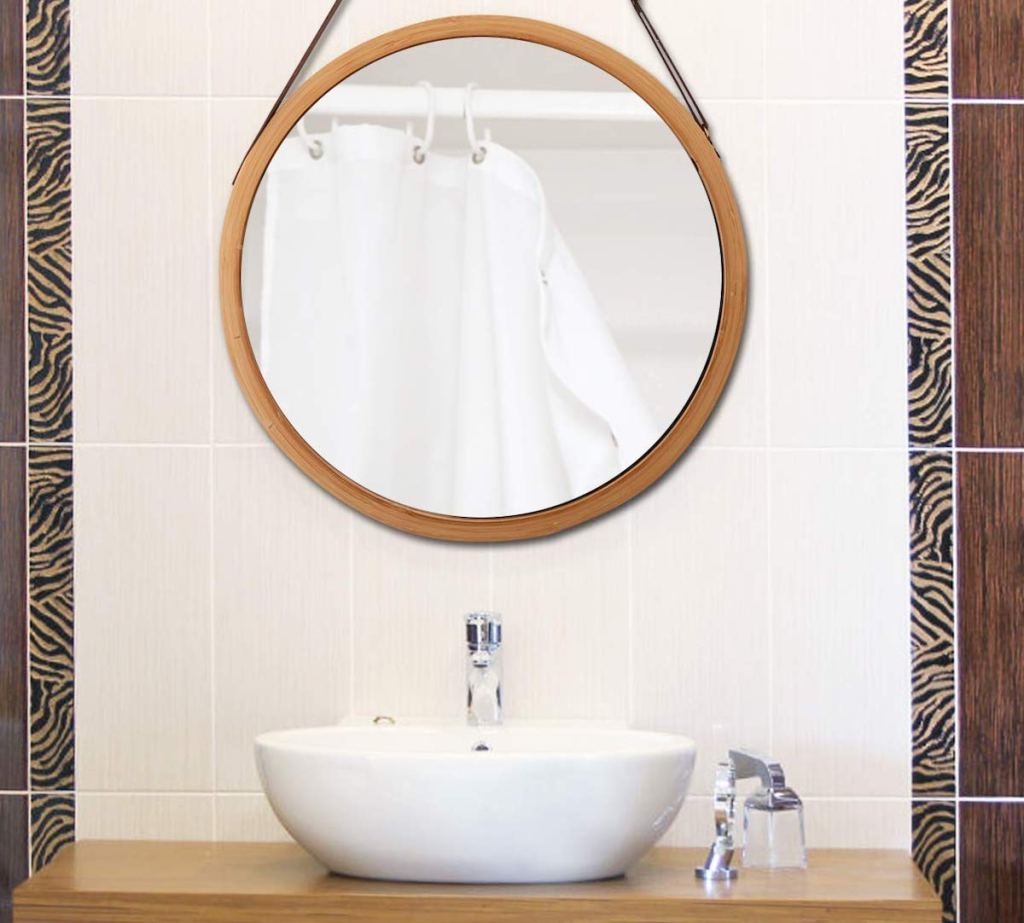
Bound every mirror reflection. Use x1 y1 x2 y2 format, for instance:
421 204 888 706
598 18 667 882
241 37 723 518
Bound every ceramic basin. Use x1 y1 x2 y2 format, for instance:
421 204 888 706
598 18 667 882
256 724 696 884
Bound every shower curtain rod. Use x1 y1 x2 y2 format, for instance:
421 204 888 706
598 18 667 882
308 84 661 123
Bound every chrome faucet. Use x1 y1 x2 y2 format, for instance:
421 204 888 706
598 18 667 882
466 613 502 726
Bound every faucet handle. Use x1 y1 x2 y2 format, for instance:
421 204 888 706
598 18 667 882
466 612 502 652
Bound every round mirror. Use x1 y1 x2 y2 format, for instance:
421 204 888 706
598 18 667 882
221 17 747 541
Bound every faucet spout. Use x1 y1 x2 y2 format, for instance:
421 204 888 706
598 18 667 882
466 613 502 727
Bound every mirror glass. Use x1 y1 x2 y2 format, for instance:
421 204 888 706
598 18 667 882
240 36 723 519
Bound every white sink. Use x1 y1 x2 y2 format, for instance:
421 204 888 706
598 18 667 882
256 724 696 884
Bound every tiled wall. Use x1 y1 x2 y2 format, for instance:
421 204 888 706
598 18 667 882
8 1 1021 921
951 0 1024 920
0 1 75 920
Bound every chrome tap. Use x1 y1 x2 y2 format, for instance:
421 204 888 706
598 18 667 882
466 613 502 727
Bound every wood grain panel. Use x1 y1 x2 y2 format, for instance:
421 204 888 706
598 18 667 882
954 105 1024 447
0 795 28 923
14 843 942 923
0 0 21 94
957 452 1024 796
0 100 25 443
0 448 26 792
952 0 1024 99
960 803 1024 922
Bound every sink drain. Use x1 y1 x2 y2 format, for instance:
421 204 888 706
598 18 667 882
472 741 492 753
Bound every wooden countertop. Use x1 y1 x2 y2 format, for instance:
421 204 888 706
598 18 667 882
15 842 942 922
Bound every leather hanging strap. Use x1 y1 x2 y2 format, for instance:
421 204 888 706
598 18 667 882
235 0 711 184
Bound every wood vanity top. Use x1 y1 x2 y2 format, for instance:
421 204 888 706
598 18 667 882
15 842 941 922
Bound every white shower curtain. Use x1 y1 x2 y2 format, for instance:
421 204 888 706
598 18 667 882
254 123 658 518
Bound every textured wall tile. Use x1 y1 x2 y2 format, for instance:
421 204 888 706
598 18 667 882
0 101 25 443
352 520 489 720
905 0 949 97
0 795 28 890
771 450 911 797
29 794 73 872
961 802 1024 923
954 105 1024 448
909 453 955 797
767 0 904 99
75 447 212 792
77 794 212 841
27 98 72 444
958 452 1024 797
906 105 951 448
623 0 766 101
71 0 208 96
26 0 70 95
952 0 1024 99
29 448 74 793
493 514 629 722
213 447 351 791
632 449 770 797
73 100 210 444
913 801 957 923
215 794 290 842
0 448 27 793
767 103 907 448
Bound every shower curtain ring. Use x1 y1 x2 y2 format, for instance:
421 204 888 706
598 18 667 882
413 81 436 164
464 84 488 164
296 117 324 160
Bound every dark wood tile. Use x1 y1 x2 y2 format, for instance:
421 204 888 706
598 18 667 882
0 795 28 916
952 0 1024 99
958 452 1024 796
0 0 22 95
0 100 25 444
961 802 1024 922
954 105 1024 447
0 448 26 792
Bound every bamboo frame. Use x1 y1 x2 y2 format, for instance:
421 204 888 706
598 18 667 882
220 16 748 543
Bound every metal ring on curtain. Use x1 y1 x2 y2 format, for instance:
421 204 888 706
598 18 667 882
464 84 489 164
412 81 436 164
296 118 324 160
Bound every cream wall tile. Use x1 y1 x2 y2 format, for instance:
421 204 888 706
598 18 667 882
697 100 766 448
213 447 352 791
770 450 910 798
76 448 212 791
492 515 629 722
478 0 626 49
209 0 348 97
803 799 910 849
72 0 209 96
352 522 490 719
766 103 906 448
767 1 904 100
216 794 291 842
623 0 765 100
632 448 771 796
663 797 910 849
74 100 210 444
211 99 274 446
77 794 214 841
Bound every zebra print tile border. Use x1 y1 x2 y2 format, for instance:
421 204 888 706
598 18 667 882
27 97 72 443
909 452 955 796
906 105 952 448
905 0 956 918
29 448 74 793
905 0 949 97
29 795 74 874
25 0 69 96
913 801 957 923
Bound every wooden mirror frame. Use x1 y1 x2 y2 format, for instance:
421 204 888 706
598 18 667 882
221 15 748 543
